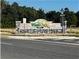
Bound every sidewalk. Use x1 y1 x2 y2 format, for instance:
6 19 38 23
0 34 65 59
1 35 79 43
7 35 79 40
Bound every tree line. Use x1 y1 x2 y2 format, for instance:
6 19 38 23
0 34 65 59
1 0 79 28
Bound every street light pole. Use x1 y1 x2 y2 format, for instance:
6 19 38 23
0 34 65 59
60 8 65 33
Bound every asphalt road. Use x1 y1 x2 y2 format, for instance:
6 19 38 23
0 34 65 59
1 39 79 59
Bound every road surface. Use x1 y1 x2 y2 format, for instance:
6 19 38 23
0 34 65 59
1 38 79 59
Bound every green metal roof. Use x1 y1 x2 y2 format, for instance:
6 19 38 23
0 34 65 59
31 19 49 28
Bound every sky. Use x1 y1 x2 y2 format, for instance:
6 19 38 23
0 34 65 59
6 0 79 12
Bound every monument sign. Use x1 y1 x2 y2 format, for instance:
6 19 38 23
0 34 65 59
16 18 67 34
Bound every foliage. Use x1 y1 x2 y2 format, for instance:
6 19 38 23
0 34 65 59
1 0 79 28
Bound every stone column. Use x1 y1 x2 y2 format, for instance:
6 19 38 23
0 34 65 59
23 18 27 34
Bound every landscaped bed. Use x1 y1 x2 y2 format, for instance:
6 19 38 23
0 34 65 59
0 28 79 37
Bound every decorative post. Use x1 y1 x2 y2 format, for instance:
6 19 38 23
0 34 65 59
23 18 27 23
23 18 27 35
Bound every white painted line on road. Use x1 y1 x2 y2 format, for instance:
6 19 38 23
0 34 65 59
1 40 79 48
2 35 79 46
30 40 79 46
1 42 13 45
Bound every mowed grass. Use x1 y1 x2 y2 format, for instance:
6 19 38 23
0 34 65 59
0 28 15 35
67 28 79 34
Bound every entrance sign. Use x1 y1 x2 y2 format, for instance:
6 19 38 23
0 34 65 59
16 18 67 33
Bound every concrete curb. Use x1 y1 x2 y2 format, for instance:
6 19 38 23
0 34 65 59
2 35 79 40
